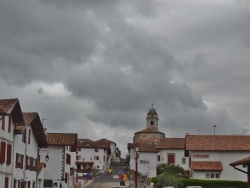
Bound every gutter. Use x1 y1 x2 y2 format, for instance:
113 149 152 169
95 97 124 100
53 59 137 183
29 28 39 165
232 166 247 174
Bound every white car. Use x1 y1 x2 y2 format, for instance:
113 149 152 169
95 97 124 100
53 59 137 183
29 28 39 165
186 186 202 188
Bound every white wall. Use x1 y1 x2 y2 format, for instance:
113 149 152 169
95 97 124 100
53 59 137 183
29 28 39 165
158 149 189 171
190 151 250 181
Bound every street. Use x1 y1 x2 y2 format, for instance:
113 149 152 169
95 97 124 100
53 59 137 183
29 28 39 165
84 166 131 188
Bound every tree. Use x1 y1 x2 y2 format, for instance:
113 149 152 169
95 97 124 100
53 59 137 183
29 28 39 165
157 163 185 177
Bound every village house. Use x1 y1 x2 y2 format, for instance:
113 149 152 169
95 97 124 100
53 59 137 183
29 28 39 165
13 112 48 188
0 98 24 188
185 134 250 181
40 133 77 188
74 138 118 175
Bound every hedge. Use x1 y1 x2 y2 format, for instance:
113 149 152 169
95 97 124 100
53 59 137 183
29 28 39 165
44 179 53 187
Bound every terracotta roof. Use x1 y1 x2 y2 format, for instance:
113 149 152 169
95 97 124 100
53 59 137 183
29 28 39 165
135 127 165 134
46 133 77 147
127 142 158 153
138 142 159 153
0 98 24 125
0 98 18 113
77 138 111 149
155 138 185 149
230 156 250 166
15 112 37 132
191 161 223 171
186 135 250 151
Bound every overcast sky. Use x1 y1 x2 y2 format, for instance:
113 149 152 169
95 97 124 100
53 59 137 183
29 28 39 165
1 0 250 156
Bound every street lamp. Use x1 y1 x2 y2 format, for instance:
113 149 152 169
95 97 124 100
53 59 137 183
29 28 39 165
213 125 217 135
135 144 139 188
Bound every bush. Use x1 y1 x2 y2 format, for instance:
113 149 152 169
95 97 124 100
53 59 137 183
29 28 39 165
151 177 158 184
44 179 53 187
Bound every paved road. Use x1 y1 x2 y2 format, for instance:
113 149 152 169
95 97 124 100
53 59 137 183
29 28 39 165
85 166 132 188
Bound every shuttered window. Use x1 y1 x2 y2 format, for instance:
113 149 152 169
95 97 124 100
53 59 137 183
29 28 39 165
5 177 9 188
167 153 175 164
2 116 5 130
0 141 6 164
8 116 11 133
6 144 12 165
65 173 68 183
28 129 31 144
157 155 160 161
21 155 24 169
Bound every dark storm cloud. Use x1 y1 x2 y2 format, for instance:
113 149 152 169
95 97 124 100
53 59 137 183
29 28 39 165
1 0 249 156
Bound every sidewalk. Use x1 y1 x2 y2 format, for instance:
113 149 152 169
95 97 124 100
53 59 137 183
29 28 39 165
70 179 94 188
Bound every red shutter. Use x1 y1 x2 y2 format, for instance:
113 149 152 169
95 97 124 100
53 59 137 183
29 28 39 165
28 181 30 188
0 141 6 164
21 155 24 169
14 179 16 188
65 173 68 183
2 116 5 130
5 177 8 188
16 153 19 168
167 154 175 164
28 129 31 144
8 116 11 133
6 144 12 165
30 157 33 171
69 154 71 165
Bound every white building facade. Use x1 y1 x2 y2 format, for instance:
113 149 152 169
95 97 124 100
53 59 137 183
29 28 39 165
41 133 77 188
186 135 250 181
13 112 48 188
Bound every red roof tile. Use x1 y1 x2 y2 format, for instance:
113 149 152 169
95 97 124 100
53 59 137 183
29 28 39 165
186 135 250 151
230 156 250 166
191 161 223 171
46 133 77 146
77 138 111 149
156 138 185 149
0 98 18 113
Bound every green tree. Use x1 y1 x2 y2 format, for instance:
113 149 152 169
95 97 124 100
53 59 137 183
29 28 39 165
157 163 185 177
157 172 184 188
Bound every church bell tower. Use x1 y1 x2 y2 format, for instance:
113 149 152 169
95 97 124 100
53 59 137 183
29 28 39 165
146 104 159 130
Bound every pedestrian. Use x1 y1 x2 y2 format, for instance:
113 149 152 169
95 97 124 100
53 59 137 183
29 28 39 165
109 168 112 176
106 168 109 176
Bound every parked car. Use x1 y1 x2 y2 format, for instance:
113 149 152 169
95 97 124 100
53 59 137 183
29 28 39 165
186 186 202 188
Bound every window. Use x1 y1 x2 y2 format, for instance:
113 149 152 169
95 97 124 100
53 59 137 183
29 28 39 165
77 148 81 152
167 153 175 164
206 173 209 179
2 116 5 130
150 121 154 125
28 129 31 144
76 155 81 160
216 174 220 178
66 154 71 165
22 130 26 143
211 173 214 178
26 156 30 170
85 164 90 169
0 141 6 164
65 173 68 183
6 144 12 165
95 149 98 152
8 116 11 133
5 177 9 188
182 158 186 164
157 155 160 161
94 156 99 160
